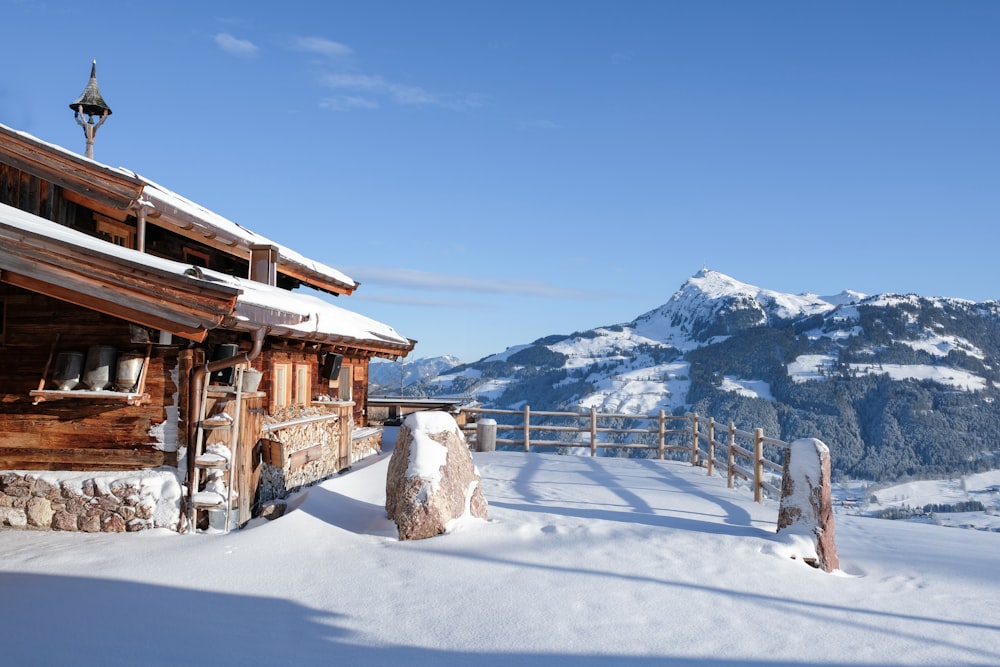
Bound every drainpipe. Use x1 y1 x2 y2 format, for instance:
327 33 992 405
132 197 157 253
186 327 266 480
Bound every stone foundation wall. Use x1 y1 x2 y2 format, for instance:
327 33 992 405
0 469 182 532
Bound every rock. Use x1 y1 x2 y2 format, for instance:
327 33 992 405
102 512 126 533
134 502 153 520
0 506 27 528
2 478 31 498
126 519 147 532
96 495 121 512
32 477 55 498
385 411 488 540
259 501 287 521
79 510 102 533
777 438 839 572
52 510 78 531
25 497 54 528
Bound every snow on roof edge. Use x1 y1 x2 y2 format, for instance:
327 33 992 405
0 202 410 350
137 177 357 291
0 123 357 293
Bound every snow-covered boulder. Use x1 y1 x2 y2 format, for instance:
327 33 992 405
385 411 488 540
777 438 840 572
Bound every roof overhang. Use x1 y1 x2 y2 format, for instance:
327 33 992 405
138 184 358 297
0 124 141 214
0 203 240 341
0 203 415 356
0 124 358 297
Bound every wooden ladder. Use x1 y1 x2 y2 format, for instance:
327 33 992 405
187 366 244 533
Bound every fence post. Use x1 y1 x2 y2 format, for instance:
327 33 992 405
753 427 764 504
690 413 699 466
523 405 531 452
727 422 736 488
590 407 598 457
706 417 715 477
476 418 497 452
657 410 665 460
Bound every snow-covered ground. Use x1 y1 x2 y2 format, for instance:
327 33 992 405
2 448 999 666
836 470 1000 531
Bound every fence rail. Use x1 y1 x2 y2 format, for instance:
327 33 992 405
458 406 787 503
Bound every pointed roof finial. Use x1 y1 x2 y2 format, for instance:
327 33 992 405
69 59 112 118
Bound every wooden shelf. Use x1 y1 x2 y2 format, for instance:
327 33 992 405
30 389 150 406
31 338 153 406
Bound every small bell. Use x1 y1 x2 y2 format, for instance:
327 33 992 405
69 60 112 120
69 60 112 159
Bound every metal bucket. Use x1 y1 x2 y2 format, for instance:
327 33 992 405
52 351 85 391
116 351 145 392
82 345 117 390
240 368 263 393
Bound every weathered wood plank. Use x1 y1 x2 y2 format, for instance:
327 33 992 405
288 443 323 471
0 446 171 470
0 126 142 211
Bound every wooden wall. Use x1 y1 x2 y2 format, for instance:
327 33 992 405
0 285 181 471
256 344 372 426
1 163 75 227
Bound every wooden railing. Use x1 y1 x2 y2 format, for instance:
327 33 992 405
458 406 787 503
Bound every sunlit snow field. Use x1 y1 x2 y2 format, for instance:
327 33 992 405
2 446 999 666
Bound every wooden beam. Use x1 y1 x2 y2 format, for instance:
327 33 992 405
0 126 142 211
0 446 170 470
3 272 213 341
62 188 131 222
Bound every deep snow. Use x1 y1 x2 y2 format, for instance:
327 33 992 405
1 446 999 666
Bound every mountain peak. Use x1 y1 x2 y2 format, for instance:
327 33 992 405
630 269 839 349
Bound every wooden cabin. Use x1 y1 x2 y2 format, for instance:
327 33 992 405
0 123 415 532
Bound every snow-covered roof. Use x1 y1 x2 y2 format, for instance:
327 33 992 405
136 177 358 295
198 267 412 351
0 201 411 354
0 122 357 296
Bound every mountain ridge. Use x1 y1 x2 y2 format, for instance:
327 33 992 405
374 269 1000 481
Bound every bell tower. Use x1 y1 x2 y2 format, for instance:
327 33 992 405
69 60 112 159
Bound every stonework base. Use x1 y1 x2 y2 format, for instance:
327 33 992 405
0 469 182 532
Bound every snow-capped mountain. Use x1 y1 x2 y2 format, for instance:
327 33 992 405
404 269 1000 481
631 268 852 350
369 355 463 395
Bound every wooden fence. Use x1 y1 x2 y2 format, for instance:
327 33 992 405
458 406 786 503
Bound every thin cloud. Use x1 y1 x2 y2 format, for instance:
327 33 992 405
214 33 258 58
346 267 592 298
522 119 559 130
319 96 379 111
353 293 484 309
293 36 353 58
318 72 484 111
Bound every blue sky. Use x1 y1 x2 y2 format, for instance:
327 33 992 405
3 1 999 362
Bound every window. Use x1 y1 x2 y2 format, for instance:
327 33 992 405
271 363 292 410
95 216 135 249
294 363 311 406
184 247 211 268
